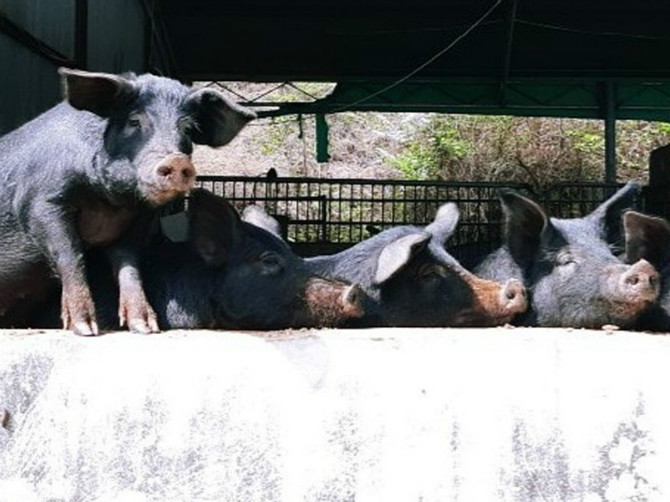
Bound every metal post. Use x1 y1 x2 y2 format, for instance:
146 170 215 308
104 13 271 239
316 113 330 163
604 81 617 183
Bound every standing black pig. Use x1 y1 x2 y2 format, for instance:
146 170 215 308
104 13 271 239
475 183 659 328
245 203 528 327
622 210 670 331
0 68 255 335
35 189 364 330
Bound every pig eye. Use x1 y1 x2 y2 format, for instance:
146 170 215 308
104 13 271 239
259 252 284 275
556 253 576 267
419 264 445 282
126 114 143 130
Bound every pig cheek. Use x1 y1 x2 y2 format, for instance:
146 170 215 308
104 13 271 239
532 278 565 326
428 279 474 326
535 266 606 327
224 274 294 329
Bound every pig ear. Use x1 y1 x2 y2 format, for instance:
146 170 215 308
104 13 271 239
188 189 240 266
589 182 640 246
242 205 282 238
624 211 670 269
499 190 548 267
187 89 256 147
425 203 459 244
59 67 136 117
374 232 431 285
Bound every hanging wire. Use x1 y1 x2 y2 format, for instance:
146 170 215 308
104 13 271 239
329 0 503 113
200 0 502 125
516 19 670 42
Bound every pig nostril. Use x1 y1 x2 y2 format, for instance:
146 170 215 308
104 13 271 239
182 167 195 180
626 275 640 286
157 165 173 177
344 286 365 308
503 281 524 302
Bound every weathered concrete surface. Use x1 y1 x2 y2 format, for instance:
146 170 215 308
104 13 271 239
0 327 669 501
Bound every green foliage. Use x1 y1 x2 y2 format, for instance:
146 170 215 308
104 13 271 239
567 128 604 157
387 115 670 187
387 116 471 180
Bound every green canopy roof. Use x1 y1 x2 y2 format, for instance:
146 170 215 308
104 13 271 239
252 80 670 121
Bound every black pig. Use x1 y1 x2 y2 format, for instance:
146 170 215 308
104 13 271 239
475 183 659 328
245 204 528 327
0 68 255 335
35 190 364 330
622 210 670 331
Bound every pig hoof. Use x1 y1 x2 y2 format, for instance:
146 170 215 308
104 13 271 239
73 321 99 336
128 318 159 334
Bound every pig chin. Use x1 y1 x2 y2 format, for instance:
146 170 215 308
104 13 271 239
595 295 656 328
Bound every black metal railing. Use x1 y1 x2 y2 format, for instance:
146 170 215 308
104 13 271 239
194 176 645 264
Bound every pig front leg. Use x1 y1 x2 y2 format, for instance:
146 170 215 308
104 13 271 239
29 201 99 335
105 213 160 334
106 243 159 334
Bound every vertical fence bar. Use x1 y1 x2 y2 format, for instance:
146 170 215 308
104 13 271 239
604 81 617 183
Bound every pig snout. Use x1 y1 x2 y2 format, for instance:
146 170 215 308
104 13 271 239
302 278 366 327
620 259 659 302
142 153 196 206
156 154 196 190
461 273 528 326
499 279 528 316
597 259 660 326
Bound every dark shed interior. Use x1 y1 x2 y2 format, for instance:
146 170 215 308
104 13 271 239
1 0 670 177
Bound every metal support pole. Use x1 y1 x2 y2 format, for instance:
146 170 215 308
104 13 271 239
316 114 330 163
604 81 617 183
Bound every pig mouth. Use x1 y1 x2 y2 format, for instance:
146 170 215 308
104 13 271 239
592 296 657 328
137 181 194 207
137 154 197 207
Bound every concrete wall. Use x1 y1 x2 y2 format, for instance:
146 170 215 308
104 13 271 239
0 0 148 135
1 327 669 501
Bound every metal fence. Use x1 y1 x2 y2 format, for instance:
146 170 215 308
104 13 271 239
194 176 635 265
